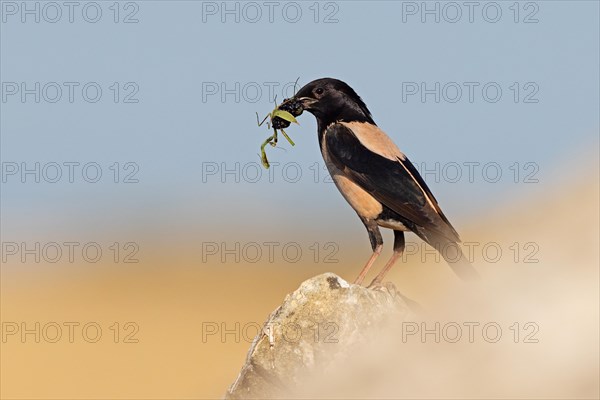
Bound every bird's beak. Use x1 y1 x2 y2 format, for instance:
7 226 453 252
294 96 318 110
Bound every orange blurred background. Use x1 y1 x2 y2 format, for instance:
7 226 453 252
1 156 598 399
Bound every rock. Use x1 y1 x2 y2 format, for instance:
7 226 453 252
224 273 415 399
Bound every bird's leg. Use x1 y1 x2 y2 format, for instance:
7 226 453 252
353 219 383 286
369 230 405 288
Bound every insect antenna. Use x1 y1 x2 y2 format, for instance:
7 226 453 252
292 77 300 96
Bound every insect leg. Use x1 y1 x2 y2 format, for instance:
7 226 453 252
260 134 275 169
280 129 295 146
256 112 270 127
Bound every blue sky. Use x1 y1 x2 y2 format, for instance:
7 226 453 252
1 0 599 240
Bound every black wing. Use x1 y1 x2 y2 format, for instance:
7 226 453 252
325 123 461 243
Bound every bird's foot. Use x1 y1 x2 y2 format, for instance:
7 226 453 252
368 280 424 313
367 280 398 296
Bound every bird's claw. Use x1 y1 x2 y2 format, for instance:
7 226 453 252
367 280 398 297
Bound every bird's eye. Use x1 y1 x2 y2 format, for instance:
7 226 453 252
315 87 324 96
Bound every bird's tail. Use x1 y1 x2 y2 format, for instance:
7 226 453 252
442 245 480 281
418 231 480 281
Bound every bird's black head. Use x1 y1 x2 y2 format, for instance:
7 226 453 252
291 78 375 130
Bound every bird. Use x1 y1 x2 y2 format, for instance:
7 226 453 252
288 78 478 287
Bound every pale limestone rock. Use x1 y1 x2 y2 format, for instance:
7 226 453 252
225 273 415 399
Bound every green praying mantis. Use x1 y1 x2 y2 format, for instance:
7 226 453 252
256 103 299 169
256 78 304 169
